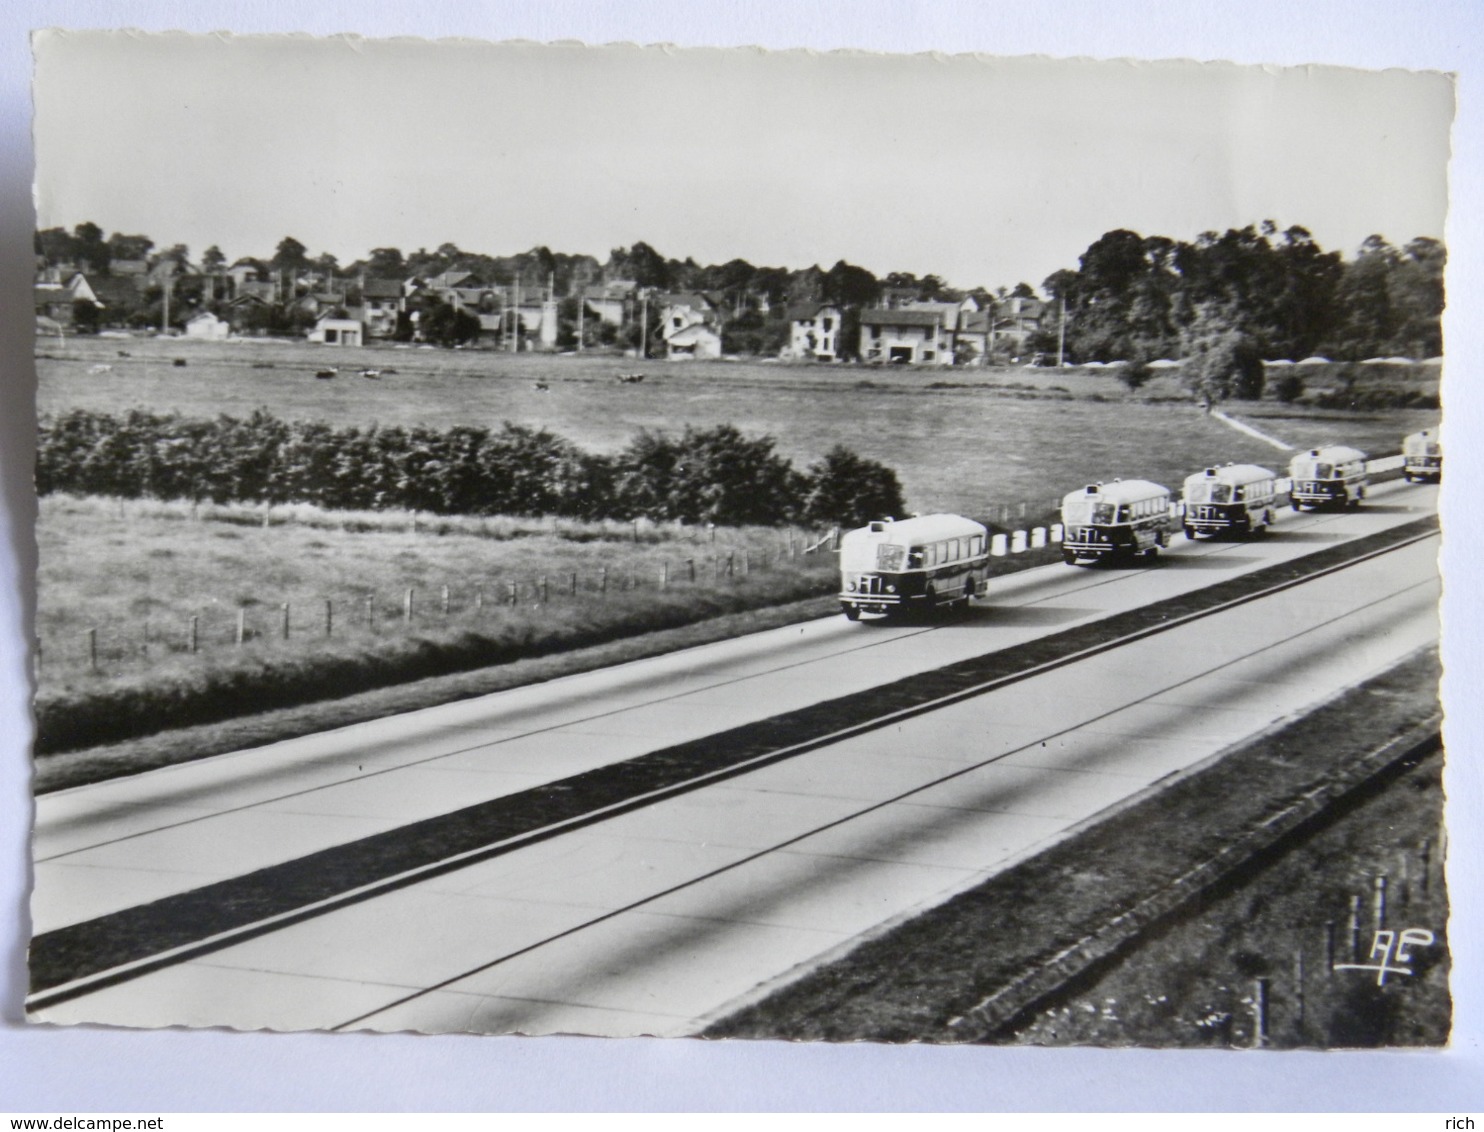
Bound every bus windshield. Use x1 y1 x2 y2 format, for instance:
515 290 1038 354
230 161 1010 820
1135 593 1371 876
1187 482 1233 504
876 544 905 571
1294 460 1335 480
1064 501 1118 526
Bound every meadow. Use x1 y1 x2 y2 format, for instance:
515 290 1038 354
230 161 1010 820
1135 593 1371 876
31 335 1438 752
36 336 1436 520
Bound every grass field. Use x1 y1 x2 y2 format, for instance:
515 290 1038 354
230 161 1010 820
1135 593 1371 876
1008 750 1448 1048
31 336 1440 749
35 336 1437 519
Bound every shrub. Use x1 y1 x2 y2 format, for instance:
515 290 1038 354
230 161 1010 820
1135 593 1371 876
36 409 907 529
802 445 907 528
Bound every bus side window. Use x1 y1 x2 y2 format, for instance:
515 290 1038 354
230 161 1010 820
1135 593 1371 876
949 539 959 561
908 548 924 568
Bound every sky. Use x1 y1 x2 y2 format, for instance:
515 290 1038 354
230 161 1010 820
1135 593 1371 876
32 33 1455 291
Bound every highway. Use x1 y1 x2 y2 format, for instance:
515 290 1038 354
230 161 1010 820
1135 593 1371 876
28 480 1439 1034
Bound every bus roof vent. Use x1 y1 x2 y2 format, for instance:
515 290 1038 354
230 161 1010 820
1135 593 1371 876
868 520 889 533
1309 449 1320 456
1085 484 1099 495
1205 467 1216 477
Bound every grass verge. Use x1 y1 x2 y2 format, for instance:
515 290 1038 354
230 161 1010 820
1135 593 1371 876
704 647 1444 1045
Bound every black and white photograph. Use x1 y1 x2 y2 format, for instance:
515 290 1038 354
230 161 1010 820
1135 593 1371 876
5 3 1482 1105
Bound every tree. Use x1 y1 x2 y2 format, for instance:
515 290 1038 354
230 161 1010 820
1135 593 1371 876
35 227 75 265
822 260 879 308
1178 304 1264 411
418 297 481 347
108 233 155 261
272 236 310 271
367 247 406 278
72 222 110 273
802 446 907 528
200 245 227 273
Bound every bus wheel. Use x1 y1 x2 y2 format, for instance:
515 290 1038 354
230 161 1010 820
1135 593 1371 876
1143 544 1160 560
843 604 861 621
1291 500 1303 512
1062 550 1077 566
1183 525 1195 540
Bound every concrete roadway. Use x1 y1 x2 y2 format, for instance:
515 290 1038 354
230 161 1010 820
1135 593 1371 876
29 481 1439 1032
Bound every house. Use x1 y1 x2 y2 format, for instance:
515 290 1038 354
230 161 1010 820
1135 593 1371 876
859 308 954 365
34 285 74 326
987 295 1045 354
664 322 722 359
784 303 843 361
183 311 231 340
581 280 636 325
359 278 405 338
109 259 152 290
308 316 363 346
226 259 278 303
657 293 722 360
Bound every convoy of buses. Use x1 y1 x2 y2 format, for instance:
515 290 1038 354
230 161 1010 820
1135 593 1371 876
837 429 1440 621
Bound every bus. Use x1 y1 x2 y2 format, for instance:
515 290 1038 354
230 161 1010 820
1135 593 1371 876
1060 480 1174 565
1181 463 1279 539
1402 429 1442 483
838 513 990 620
1288 446 1368 510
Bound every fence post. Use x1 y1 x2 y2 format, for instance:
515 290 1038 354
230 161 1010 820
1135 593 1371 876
441 585 450 616
281 603 291 640
1419 838 1432 896
1031 527 1047 549
687 558 696 583
189 615 199 654
1348 894 1362 960
1373 875 1388 931
404 588 414 625
540 575 549 603
87 627 98 671
600 567 608 595
1251 977 1269 1049
474 584 484 613
661 562 669 590
1294 948 1306 1030
1050 522 1064 543
1010 530 1028 553
365 595 374 632
1324 921 1336 972
728 551 735 577
236 608 246 646
508 581 518 607
570 571 578 596
324 599 333 638
742 551 750 576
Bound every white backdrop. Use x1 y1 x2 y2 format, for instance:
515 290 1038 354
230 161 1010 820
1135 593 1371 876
1 0 1480 1112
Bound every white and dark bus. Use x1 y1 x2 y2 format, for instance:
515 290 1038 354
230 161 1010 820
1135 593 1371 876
1402 429 1442 483
1060 480 1174 565
1181 463 1279 539
1288 446 1368 510
838 513 990 620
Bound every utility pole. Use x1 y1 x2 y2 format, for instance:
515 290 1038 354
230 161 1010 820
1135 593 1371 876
1056 297 1066 368
161 271 171 335
639 290 649 360
576 280 585 352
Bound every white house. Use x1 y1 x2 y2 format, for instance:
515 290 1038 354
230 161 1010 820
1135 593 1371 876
183 311 231 340
784 303 843 361
308 317 364 346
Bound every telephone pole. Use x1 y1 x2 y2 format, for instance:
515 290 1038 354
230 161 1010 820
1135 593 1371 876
1056 297 1066 368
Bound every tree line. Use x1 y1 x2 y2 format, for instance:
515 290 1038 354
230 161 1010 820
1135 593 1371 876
37 221 1445 367
36 410 907 529
1043 224 1444 366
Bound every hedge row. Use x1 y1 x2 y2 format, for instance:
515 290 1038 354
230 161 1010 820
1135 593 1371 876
36 409 907 528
